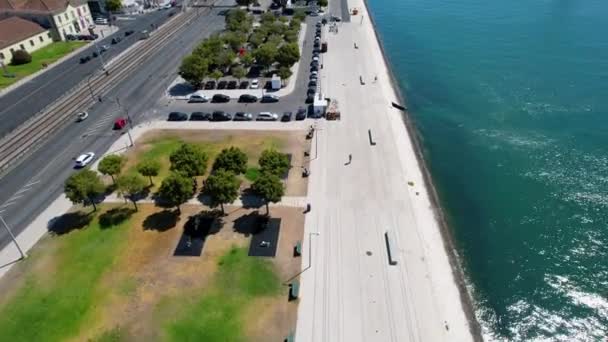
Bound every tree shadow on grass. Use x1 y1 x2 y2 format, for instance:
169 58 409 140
99 207 136 228
47 211 93 235
143 209 179 232
232 210 268 237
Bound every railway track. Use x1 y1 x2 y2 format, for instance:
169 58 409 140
0 7 204 175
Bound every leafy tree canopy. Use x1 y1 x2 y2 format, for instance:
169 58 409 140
137 159 161 186
253 43 278 70
158 172 194 210
98 154 126 184
179 54 208 89
252 171 284 214
276 42 300 67
203 170 241 213
64 169 105 211
213 147 248 174
169 143 209 178
117 173 146 211
258 149 289 177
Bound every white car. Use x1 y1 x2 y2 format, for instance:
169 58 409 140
188 93 209 103
312 56 319 62
76 111 88 122
75 152 95 168
256 112 278 121
250 79 259 89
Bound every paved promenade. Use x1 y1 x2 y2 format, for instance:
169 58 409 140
294 0 476 341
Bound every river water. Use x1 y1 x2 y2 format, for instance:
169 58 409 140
366 0 608 340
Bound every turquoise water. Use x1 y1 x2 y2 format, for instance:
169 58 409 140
366 0 608 340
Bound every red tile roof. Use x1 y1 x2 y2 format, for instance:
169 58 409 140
0 16 46 49
0 0 86 13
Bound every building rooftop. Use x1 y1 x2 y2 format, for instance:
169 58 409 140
0 0 86 13
0 16 46 50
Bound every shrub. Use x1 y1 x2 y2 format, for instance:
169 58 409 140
11 49 32 65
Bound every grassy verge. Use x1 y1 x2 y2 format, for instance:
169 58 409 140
163 246 282 341
0 41 87 89
0 206 132 341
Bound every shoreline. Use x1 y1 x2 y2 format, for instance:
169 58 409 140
360 0 483 339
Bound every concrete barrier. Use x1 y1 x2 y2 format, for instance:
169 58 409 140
384 230 398 265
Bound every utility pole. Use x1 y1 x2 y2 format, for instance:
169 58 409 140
0 214 25 259
115 98 134 147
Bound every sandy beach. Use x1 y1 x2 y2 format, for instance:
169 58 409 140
295 0 480 340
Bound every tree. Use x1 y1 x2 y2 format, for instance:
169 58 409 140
231 65 247 81
137 159 161 186
217 49 236 70
64 169 105 211
117 174 146 211
105 0 121 12
277 66 292 84
210 69 223 82
289 18 301 29
223 31 247 51
259 149 290 177
284 29 298 43
252 171 284 215
276 42 300 67
213 147 248 174
203 170 240 215
226 8 252 32
266 34 283 47
241 53 255 67
179 54 208 89
10 50 31 65
318 0 328 6
248 32 266 48
169 143 209 178
261 12 276 24
158 172 194 213
293 9 306 21
98 154 125 185
253 43 278 71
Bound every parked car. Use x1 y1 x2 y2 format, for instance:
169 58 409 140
168 112 188 121
239 94 258 103
233 112 253 121
100 45 109 53
331 15 342 22
296 107 307 120
75 152 95 168
76 111 88 122
250 79 259 89
321 18 328 24
256 112 278 121
204 80 216 89
306 94 315 103
125 30 135 36
188 93 209 103
309 80 317 87
281 112 292 122
261 94 279 103
190 112 211 121
316 22 322 28
239 80 249 89
212 94 230 103
227 80 237 89
79 55 91 63
212 111 232 121
311 71 318 77
312 56 319 62
217 80 227 89
311 65 319 72
92 51 98 58
311 60 319 67
307 88 316 96
111 37 121 44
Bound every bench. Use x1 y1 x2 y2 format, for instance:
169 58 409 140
294 241 302 257
289 281 300 301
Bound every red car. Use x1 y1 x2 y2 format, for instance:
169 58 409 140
113 117 128 130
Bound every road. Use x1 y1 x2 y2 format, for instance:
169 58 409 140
0 7 180 139
0 5 228 249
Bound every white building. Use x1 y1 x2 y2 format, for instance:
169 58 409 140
0 16 52 63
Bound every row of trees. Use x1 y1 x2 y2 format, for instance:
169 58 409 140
179 9 301 89
64 145 288 215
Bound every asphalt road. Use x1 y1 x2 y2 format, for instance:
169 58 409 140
0 6 228 249
0 7 181 139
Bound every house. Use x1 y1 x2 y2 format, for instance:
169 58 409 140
0 0 94 41
0 16 52 63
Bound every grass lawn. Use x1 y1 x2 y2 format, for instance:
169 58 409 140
0 206 132 342
0 41 87 89
162 246 282 341
124 131 285 191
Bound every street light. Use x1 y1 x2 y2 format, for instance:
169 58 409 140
0 214 25 259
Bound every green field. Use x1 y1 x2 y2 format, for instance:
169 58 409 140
0 41 87 89
0 208 130 341
163 247 281 341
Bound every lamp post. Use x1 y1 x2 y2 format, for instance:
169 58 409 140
0 214 25 259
